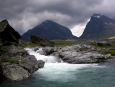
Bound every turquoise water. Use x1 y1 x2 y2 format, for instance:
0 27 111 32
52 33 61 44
0 63 115 87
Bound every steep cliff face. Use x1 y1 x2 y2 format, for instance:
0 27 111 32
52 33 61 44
21 20 77 41
80 14 115 39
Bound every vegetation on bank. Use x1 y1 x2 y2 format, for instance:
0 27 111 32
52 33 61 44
19 40 40 47
53 40 78 46
89 39 115 56
19 39 78 47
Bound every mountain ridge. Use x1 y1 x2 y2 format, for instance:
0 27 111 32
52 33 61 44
21 20 78 41
80 14 115 39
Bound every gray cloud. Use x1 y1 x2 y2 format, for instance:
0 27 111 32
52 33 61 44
0 0 115 36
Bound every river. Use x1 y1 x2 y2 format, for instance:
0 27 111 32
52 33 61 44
0 48 115 87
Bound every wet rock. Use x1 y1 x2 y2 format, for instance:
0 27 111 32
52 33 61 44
34 47 39 52
42 47 55 55
37 60 45 68
1 63 30 81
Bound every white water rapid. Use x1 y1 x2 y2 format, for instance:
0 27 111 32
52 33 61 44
25 48 105 82
25 48 62 63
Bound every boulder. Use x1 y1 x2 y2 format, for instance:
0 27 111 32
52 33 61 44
37 60 45 68
19 55 39 73
1 63 30 81
42 47 55 55
34 47 39 51
0 20 21 46
31 35 54 47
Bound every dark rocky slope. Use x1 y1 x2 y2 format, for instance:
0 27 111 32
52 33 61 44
31 35 54 47
80 14 115 39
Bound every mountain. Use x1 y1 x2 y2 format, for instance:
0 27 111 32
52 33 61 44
80 14 115 39
21 20 77 41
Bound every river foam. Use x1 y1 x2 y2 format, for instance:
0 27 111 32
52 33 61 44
25 48 62 63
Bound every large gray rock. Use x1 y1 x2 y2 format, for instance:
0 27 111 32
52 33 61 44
0 20 21 46
19 55 39 73
0 54 45 81
1 63 30 81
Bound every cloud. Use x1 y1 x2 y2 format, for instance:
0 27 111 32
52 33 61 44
0 0 115 36
71 19 90 37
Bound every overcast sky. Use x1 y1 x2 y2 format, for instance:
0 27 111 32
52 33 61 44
0 0 115 37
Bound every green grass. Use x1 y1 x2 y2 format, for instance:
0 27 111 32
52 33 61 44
53 40 78 46
19 39 78 47
27 42 40 47
101 49 115 56
19 40 39 47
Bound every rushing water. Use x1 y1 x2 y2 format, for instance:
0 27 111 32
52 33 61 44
0 48 115 87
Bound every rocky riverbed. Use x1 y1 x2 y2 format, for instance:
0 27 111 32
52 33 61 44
33 40 115 64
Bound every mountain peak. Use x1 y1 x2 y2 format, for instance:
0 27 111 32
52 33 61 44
42 20 54 24
92 14 102 18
